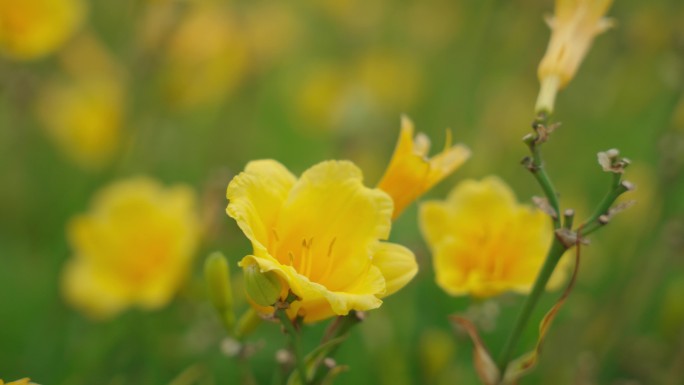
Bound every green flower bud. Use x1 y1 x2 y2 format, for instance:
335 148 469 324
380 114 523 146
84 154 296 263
244 264 282 307
204 252 235 332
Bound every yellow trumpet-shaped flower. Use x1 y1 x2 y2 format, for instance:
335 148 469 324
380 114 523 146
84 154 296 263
536 0 614 113
62 177 200 319
0 0 86 60
419 176 563 298
378 116 471 219
227 160 418 323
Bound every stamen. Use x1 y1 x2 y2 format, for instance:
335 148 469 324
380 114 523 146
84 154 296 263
317 236 338 283
327 237 337 257
302 237 314 277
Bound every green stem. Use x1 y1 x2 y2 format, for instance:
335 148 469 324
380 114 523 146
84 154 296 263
311 312 364 384
524 118 562 229
529 160 562 229
580 181 631 229
496 238 568 375
276 309 309 385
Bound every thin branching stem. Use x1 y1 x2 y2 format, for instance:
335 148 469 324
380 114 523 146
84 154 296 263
276 303 309 385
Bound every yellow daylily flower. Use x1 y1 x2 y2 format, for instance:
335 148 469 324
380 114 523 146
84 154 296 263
226 160 418 323
62 177 201 319
377 116 471 219
419 176 564 298
0 0 86 60
536 0 614 113
0 379 37 385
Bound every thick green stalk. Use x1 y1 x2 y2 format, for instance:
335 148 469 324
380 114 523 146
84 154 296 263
276 310 309 385
496 238 567 375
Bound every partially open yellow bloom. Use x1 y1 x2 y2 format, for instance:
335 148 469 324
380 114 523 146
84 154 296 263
378 116 471 219
0 0 85 60
0 379 37 385
227 160 418 323
62 177 200 319
419 176 560 298
536 0 613 113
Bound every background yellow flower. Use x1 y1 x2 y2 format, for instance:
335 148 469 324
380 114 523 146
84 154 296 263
35 34 126 170
0 0 85 60
62 177 200 319
159 2 249 110
227 160 418 322
419 176 563 298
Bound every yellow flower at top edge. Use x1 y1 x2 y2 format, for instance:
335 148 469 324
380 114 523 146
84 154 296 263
419 176 565 298
0 0 86 60
536 0 614 113
62 177 201 319
226 160 418 323
377 116 471 219
0 379 37 385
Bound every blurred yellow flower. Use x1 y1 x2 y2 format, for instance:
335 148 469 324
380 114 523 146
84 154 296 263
36 77 124 170
0 379 37 385
62 177 201 319
0 0 85 60
378 116 471 219
294 52 422 132
227 160 418 322
242 2 300 67
536 0 613 113
419 176 561 298
161 3 249 109
35 35 126 170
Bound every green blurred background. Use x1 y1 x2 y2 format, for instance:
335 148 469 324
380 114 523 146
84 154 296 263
1 0 684 384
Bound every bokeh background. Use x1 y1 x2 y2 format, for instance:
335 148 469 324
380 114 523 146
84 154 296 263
1 0 684 384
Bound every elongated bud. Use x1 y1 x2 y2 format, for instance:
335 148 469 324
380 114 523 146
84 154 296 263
204 252 236 333
244 264 282 307
235 308 263 339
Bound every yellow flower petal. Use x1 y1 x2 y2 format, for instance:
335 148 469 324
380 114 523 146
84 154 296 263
371 242 418 297
226 159 297 253
274 160 393 291
378 115 470 219
61 259 129 318
419 176 556 298
1 378 36 385
240 254 385 323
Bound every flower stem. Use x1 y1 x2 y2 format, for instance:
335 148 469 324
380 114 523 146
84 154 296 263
496 238 567 375
523 115 562 229
579 180 632 232
276 308 309 385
